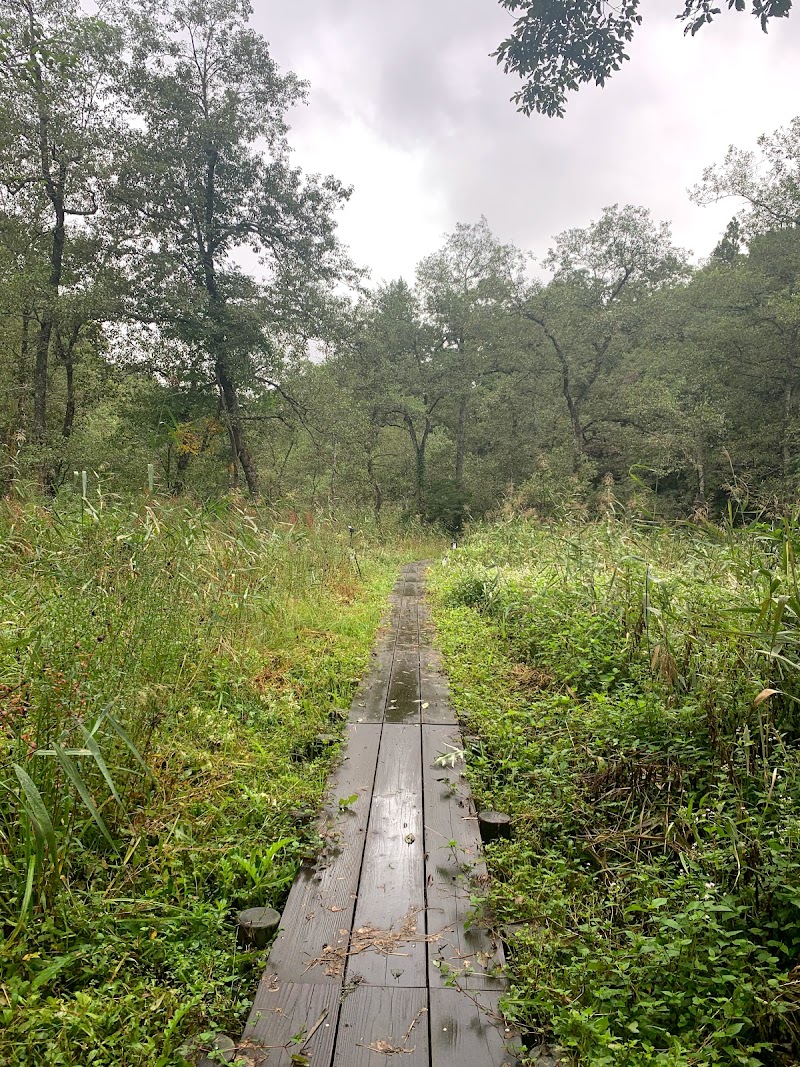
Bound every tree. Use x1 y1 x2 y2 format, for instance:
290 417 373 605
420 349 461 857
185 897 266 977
494 0 793 117
692 117 800 235
336 281 447 517
0 209 40 485
365 281 445 519
415 218 525 500
0 0 120 463
678 230 800 485
112 0 352 496
514 205 688 460
711 217 745 264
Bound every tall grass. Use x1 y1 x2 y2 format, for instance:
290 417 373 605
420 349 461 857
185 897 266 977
0 494 436 1065
431 517 800 1066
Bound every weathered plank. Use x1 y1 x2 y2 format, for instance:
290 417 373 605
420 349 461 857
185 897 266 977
333 987 429 1067
429 988 519 1067
349 646 394 723
385 649 420 723
394 633 421 652
419 668 458 725
266 724 381 984
418 645 458 724
242 560 516 1067
345 724 426 986
373 624 397 654
395 599 421 650
422 725 506 990
241 981 339 1066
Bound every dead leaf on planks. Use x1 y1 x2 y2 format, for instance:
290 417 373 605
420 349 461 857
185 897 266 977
306 910 436 976
356 1006 428 1056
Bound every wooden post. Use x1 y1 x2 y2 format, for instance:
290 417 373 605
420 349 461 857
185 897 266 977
236 906 281 949
478 810 512 844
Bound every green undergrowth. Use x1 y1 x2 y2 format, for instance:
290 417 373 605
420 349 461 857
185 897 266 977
0 495 440 1066
429 519 800 1067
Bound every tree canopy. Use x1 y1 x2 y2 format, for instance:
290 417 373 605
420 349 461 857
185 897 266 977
495 0 793 117
0 6 799 526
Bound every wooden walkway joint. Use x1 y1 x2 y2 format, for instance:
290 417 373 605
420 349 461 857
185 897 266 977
238 563 518 1066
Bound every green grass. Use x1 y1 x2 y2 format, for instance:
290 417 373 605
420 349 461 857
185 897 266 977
0 494 440 1066
429 518 800 1067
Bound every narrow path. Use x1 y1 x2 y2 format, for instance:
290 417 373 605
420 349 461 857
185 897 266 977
239 563 517 1066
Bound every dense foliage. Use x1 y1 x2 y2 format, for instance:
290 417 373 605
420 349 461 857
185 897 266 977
0 1 799 529
0 494 435 1064
431 518 800 1065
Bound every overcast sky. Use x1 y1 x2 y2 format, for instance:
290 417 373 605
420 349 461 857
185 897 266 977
255 1 800 284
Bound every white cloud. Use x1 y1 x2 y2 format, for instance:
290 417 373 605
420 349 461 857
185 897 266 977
256 0 800 277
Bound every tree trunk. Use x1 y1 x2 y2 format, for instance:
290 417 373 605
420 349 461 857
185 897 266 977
415 441 426 516
34 204 66 446
329 442 337 510
200 142 257 495
366 450 383 523
29 6 66 451
215 357 258 496
509 410 519 485
201 143 259 496
455 394 468 488
402 413 431 518
783 379 794 478
33 307 53 443
563 380 584 456
693 452 707 511
174 451 191 493
56 323 82 440
18 306 30 429
524 313 585 457
3 308 32 493
61 348 75 439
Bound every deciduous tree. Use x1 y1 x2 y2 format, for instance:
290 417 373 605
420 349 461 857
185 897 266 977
514 205 688 461
113 0 352 495
0 0 120 456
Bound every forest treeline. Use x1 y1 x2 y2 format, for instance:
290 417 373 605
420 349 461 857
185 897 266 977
2 0 799 528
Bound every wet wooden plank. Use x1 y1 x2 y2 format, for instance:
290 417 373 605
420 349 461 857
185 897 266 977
241 981 339 1066
402 562 427 577
395 600 420 648
402 570 426 585
345 725 426 987
267 724 381 984
419 647 458 724
419 668 458 725
241 561 519 1066
333 987 429 1067
429 988 519 1067
349 647 394 723
374 623 398 654
422 725 505 990
394 634 421 652
385 649 420 723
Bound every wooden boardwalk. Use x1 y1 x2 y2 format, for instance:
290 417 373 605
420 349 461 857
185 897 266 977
238 563 518 1067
